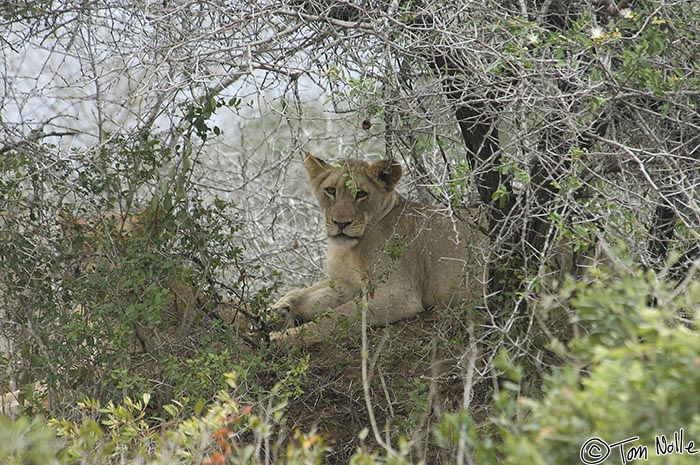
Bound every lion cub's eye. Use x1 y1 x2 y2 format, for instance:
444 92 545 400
354 190 368 200
324 187 336 197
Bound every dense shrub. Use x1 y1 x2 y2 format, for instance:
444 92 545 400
431 270 700 465
0 132 277 417
3 268 698 465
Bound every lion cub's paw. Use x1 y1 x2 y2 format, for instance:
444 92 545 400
269 302 290 318
270 290 313 327
269 292 299 318
269 329 285 342
269 326 307 348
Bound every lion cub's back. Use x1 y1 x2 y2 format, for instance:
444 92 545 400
399 202 486 308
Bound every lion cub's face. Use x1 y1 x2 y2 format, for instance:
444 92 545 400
304 155 402 246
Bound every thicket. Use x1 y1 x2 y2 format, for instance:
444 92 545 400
3 269 700 464
1 0 699 464
0 125 280 412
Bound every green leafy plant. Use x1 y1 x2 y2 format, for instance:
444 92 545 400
427 270 700 465
0 129 275 418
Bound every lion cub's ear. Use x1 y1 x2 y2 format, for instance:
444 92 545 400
368 159 402 192
304 154 333 181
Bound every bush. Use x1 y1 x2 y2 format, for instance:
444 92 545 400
1 375 325 465
503 272 700 464
0 132 277 418
2 261 699 464
435 269 700 465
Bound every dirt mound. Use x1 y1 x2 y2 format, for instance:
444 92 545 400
277 307 489 464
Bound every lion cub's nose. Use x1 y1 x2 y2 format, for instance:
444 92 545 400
332 219 352 230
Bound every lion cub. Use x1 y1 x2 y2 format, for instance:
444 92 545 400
270 155 486 346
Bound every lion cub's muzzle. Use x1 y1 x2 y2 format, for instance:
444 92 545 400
332 219 352 231
327 218 364 241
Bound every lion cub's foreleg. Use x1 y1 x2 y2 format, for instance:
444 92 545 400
270 289 424 347
270 279 355 325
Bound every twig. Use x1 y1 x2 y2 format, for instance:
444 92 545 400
0 132 76 155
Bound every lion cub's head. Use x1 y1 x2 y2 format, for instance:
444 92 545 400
304 155 402 246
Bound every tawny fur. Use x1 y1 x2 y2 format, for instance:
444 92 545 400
270 155 486 346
